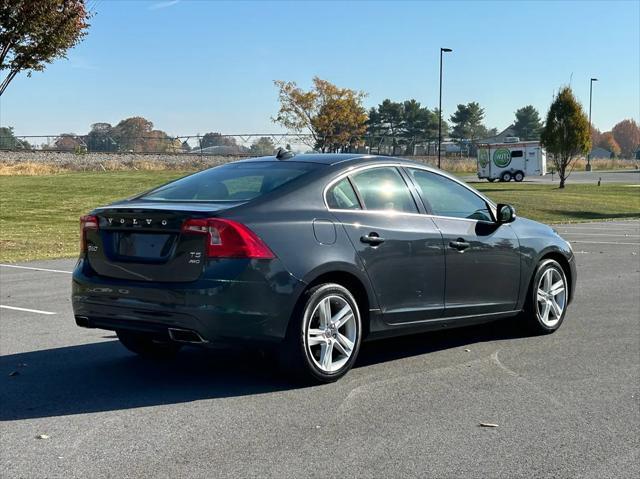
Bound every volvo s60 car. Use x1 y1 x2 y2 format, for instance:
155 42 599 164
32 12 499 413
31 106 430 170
72 153 576 382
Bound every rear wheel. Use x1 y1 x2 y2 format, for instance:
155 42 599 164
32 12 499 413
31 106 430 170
521 259 568 334
501 171 513 182
282 283 362 383
116 330 182 359
514 171 525 182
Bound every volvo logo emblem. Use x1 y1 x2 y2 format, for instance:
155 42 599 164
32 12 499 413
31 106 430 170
103 217 170 227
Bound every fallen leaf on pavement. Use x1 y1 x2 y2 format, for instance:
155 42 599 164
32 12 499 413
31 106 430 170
35 434 50 440
479 423 499 428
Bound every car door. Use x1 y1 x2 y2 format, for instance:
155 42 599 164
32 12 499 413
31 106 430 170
405 168 521 317
326 165 445 324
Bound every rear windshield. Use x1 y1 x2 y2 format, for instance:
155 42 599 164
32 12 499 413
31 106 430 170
140 161 323 202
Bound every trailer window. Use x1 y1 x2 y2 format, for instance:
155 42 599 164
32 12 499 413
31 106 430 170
511 150 523 158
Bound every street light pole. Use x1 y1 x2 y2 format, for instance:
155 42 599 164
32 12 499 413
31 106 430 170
438 47 452 169
586 77 598 171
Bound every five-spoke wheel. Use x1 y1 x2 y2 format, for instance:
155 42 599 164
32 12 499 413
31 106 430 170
523 258 568 333
536 267 566 327
282 283 362 383
306 295 357 373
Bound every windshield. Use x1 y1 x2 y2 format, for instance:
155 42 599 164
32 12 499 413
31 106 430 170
140 161 323 202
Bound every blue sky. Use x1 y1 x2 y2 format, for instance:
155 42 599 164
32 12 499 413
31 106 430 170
1 0 638 136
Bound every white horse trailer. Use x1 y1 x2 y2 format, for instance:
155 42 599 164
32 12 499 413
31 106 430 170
477 139 547 182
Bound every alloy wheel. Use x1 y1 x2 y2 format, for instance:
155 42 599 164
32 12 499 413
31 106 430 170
306 295 357 373
536 267 566 327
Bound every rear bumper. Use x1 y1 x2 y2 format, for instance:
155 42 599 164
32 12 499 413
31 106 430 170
71 257 305 345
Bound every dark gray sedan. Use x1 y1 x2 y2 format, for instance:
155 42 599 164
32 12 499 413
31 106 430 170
72 153 576 382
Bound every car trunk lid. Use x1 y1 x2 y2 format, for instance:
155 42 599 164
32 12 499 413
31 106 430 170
85 202 244 282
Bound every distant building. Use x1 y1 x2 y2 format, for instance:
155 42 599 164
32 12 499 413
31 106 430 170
479 125 517 144
589 147 612 159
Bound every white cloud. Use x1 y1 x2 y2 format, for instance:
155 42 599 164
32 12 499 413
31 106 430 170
149 0 180 10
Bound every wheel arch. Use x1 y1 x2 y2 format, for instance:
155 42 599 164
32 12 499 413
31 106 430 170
297 267 375 338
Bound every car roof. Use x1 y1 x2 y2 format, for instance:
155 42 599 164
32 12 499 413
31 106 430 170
238 153 438 168
238 153 366 165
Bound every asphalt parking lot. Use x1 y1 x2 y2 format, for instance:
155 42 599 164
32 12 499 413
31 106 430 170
1 220 638 478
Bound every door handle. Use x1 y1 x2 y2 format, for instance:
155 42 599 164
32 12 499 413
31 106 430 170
449 238 470 251
360 233 385 246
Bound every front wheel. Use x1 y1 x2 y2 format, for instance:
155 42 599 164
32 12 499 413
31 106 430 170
117 330 182 359
501 171 513 182
282 283 362 383
521 259 568 334
514 171 525 182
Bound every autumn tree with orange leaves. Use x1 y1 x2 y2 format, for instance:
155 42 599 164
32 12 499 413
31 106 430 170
612 119 640 158
273 77 368 152
0 0 91 96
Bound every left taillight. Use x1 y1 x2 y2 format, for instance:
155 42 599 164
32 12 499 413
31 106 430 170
80 215 98 253
181 218 275 259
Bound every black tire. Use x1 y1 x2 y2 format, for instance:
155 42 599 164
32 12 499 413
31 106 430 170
521 259 569 335
501 171 513 182
487 178 496 183
116 330 182 359
514 171 525 182
281 283 362 383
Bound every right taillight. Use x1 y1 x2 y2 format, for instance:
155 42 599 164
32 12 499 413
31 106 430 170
181 218 275 259
80 214 98 252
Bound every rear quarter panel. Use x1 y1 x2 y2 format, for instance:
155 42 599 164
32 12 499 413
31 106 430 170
221 174 380 316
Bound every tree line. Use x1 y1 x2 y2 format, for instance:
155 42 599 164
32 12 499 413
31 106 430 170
271 77 639 158
0 120 278 156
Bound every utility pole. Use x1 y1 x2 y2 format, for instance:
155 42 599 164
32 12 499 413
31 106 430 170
586 77 598 171
438 47 453 169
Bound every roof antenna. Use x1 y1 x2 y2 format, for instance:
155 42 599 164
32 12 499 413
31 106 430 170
275 147 295 160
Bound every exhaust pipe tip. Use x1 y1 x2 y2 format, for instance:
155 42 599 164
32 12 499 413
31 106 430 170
75 316 91 328
168 327 207 344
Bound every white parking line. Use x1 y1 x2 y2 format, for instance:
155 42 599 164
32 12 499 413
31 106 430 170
569 241 640 246
0 264 72 274
0 305 57 315
559 233 640 237
557 227 639 232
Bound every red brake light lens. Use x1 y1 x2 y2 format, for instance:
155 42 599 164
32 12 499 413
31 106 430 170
181 218 275 259
80 215 98 252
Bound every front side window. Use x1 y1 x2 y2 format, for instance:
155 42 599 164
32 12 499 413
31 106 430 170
350 167 417 213
408 169 492 221
511 150 523 158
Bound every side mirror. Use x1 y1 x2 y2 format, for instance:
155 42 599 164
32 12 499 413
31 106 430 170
497 204 516 224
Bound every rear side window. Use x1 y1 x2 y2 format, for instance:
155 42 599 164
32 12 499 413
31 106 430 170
350 167 417 213
327 178 361 210
141 162 322 202
409 168 492 221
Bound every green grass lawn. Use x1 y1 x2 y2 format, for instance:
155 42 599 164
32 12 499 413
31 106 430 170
473 182 640 223
0 171 638 263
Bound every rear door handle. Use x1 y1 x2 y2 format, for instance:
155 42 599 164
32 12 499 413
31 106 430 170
360 233 385 246
449 238 470 251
